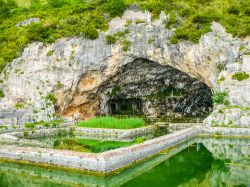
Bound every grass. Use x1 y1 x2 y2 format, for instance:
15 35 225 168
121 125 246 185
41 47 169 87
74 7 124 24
0 0 249 73
54 138 135 153
77 117 145 129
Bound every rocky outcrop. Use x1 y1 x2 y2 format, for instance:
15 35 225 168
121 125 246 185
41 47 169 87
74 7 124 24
0 10 249 126
204 55 250 127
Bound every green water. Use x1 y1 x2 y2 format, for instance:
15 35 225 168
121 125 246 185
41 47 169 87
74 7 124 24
0 138 249 187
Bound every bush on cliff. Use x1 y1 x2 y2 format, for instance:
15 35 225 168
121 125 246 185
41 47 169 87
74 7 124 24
212 91 229 105
232 72 249 81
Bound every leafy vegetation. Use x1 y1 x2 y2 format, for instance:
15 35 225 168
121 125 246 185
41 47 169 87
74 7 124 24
106 34 117 44
15 102 25 109
108 85 122 97
0 0 249 73
232 71 249 81
77 117 145 129
216 76 225 84
0 90 4 98
45 93 57 104
47 50 54 56
212 91 229 105
53 138 134 153
135 137 144 143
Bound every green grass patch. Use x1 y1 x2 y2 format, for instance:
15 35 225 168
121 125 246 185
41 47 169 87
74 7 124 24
54 138 135 153
77 117 145 129
232 71 249 81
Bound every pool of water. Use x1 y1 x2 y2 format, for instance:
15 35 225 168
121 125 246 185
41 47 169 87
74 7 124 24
0 137 249 187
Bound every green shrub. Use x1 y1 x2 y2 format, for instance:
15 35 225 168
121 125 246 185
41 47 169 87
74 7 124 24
135 137 144 144
212 91 228 105
27 23 55 43
121 40 131 51
216 62 226 73
124 19 132 27
47 0 66 8
56 81 64 88
192 12 219 24
23 131 29 138
77 117 145 129
107 0 126 17
15 102 25 109
232 72 249 81
135 19 145 24
0 90 4 98
109 85 122 97
47 50 54 56
227 6 240 15
148 36 156 44
165 14 179 29
0 0 17 19
46 93 57 104
106 35 116 44
217 76 225 84
82 24 99 40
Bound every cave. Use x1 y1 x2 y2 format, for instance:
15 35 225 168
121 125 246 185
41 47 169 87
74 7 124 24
99 58 213 117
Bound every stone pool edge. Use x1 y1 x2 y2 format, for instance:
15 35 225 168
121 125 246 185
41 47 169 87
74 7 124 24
0 126 250 176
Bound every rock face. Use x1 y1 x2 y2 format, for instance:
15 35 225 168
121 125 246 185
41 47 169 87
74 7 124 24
16 18 40 27
204 55 250 127
0 10 249 126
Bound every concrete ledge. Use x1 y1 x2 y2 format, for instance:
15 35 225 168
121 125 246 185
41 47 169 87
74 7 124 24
100 126 201 173
202 127 250 137
74 126 156 141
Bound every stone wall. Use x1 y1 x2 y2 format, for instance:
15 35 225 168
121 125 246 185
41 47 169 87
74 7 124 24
74 126 156 141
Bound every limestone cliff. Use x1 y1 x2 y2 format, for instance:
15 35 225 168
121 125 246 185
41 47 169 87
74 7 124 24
0 10 249 126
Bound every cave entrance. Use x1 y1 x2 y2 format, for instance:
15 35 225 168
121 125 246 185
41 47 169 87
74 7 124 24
108 98 143 115
100 58 213 118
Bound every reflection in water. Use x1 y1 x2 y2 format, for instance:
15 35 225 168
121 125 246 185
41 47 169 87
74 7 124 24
0 138 249 187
